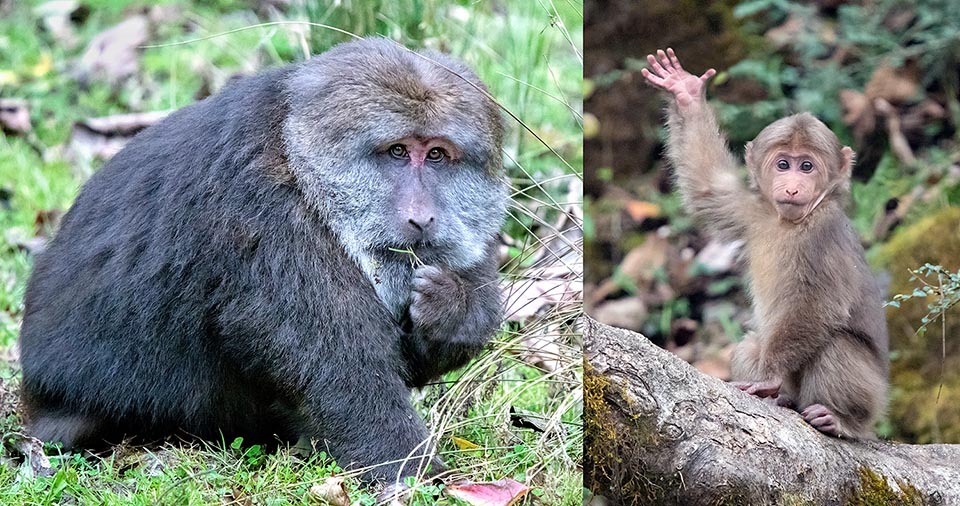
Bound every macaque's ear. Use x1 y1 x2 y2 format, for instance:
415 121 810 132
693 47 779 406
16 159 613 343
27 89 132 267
745 141 761 189
840 146 855 177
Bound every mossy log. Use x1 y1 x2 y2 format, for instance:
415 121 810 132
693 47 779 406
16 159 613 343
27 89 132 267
584 317 960 506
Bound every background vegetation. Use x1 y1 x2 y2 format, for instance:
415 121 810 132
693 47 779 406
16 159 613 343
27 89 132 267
0 0 583 504
585 0 960 444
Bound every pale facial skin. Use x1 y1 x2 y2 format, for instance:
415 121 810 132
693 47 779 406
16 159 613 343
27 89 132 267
760 150 829 223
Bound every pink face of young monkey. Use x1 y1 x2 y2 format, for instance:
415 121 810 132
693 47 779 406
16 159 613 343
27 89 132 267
760 149 831 222
746 113 854 224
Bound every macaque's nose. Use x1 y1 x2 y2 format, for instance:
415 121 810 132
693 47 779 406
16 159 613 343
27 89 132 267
408 216 435 232
786 188 799 196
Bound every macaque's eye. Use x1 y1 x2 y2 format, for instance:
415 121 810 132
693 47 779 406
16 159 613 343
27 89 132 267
776 159 789 171
389 144 408 159
426 147 445 162
800 160 814 172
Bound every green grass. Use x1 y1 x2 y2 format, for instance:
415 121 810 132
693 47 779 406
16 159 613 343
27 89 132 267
0 0 583 504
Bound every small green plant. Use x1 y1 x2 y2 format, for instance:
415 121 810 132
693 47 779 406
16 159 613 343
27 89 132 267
886 263 960 337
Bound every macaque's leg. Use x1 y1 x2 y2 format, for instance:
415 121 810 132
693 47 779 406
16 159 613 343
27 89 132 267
730 333 802 403
796 337 885 438
27 411 104 448
729 332 762 381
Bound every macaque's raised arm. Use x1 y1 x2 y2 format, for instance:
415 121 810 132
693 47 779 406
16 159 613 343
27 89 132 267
643 48 752 241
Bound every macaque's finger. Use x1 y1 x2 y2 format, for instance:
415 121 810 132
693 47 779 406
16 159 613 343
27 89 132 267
666 48 682 71
700 68 717 82
801 403 830 419
647 53 668 77
730 381 752 391
656 50 672 73
641 68 666 87
746 380 780 398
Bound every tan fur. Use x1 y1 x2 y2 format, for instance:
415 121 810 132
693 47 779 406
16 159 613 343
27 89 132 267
658 76 888 439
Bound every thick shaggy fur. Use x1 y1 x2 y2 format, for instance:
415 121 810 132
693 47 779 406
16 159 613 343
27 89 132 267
665 104 888 438
19 38 506 482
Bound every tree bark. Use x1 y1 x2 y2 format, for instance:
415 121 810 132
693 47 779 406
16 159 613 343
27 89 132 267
584 316 960 506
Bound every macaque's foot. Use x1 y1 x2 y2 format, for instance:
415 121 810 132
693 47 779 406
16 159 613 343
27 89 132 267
410 265 466 334
801 403 841 437
640 48 716 109
731 379 781 399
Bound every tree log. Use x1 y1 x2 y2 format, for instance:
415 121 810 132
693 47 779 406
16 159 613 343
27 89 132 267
584 316 960 505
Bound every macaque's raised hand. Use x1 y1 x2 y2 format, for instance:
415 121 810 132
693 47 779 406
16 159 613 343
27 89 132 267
641 48 716 109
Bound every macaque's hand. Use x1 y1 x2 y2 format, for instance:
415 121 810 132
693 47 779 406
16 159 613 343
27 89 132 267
410 265 467 336
731 378 782 399
641 48 716 110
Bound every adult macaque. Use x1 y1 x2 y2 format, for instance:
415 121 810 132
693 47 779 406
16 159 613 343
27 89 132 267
19 38 507 485
643 48 888 438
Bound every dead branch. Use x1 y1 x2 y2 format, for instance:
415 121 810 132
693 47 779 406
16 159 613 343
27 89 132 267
584 316 960 506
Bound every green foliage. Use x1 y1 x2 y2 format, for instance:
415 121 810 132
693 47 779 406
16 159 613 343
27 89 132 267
887 264 960 337
720 0 960 143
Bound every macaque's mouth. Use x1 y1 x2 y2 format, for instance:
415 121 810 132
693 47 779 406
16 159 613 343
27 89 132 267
774 200 808 207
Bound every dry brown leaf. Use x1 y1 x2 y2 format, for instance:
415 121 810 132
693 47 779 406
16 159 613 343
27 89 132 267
67 110 169 171
589 231 669 305
624 200 660 222
874 98 916 165
620 233 668 282
3 433 53 478
764 14 805 50
588 296 646 331
446 478 530 506
520 327 564 372
865 64 919 104
77 15 149 85
308 477 350 506
839 89 875 144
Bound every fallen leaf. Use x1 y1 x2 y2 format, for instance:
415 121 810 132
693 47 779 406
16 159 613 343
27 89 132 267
446 478 530 506
764 13 805 50
2 433 53 478
520 327 564 372
865 64 919 104
452 436 481 450
76 15 149 85
624 200 659 222
510 407 549 433
66 110 169 173
588 296 646 331
308 477 350 506
839 89 875 144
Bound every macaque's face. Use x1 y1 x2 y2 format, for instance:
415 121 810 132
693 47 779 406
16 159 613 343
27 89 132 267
759 149 829 223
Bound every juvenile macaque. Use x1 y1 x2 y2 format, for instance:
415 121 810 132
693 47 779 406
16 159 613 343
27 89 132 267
643 48 888 438
18 38 506 485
